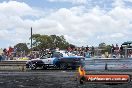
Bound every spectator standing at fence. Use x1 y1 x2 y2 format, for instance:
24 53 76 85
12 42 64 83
120 45 124 58
91 46 95 57
128 50 132 57
3 48 7 56
68 46 72 52
8 46 13 55
13 47 17 57
86 45 89 51
111 44 115 55
85 45 90 57
115 44 119 57
81 46 85 53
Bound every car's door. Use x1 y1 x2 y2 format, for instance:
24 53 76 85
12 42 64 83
41 56 56 65
42 58 56 64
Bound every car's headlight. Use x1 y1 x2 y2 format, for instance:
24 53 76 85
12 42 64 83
26 60 31 64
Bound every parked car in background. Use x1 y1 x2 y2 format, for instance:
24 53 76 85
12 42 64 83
26 51 85 70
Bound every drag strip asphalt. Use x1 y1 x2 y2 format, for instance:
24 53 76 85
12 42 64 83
0 70 132 88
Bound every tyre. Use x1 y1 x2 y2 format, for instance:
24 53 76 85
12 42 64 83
60 63 68 70
71 66 76 70
29 63 37 70
42 65 47 70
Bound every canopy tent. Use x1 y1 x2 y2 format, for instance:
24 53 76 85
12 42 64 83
122 41 132 45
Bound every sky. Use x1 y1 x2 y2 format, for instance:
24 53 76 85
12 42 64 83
0 0 132 48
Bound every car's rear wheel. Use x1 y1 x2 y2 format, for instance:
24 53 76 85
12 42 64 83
60 63 68 70
29 63 37 70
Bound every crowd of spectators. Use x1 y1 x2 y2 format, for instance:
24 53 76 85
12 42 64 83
111 44 132 58
0 46 14 61
67 46 95 58
1 44 132 61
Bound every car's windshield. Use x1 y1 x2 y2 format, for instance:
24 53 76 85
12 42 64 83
40 51 78 59
40 53 52 59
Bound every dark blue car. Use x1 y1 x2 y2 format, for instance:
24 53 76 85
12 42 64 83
26 51 85 70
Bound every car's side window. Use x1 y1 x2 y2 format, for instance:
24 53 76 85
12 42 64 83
52 52 63 58
40 53 52 59
46 54 52 58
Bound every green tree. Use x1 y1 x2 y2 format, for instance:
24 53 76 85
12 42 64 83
14 43 29 55
104 45 111 54
31 34 70 50
98 43 111 54
99 42 106 48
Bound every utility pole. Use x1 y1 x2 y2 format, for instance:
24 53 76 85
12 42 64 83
31 27 33 50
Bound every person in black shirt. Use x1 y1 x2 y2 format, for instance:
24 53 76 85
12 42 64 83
3 48 7 55
86 45 89 51
111 44 115 55
120 45 124 58
91 46 95 57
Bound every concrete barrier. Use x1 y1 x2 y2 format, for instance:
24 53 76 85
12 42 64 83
0 60 27 71
107 62 132 70
84 58 132 71
84 63 106 70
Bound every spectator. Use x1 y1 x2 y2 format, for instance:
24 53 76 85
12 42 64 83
91 46 95 57
55 47 60 51
13 47 17 57
86 45 89 51
120 45 124 58
81 46 85 52
128 50 132 57
85 52 90 58
3 48 7 56
68 46 72 52
115 44 119 56
111 44 115 55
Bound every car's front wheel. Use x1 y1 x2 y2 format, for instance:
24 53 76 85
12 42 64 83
29 63 37 70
